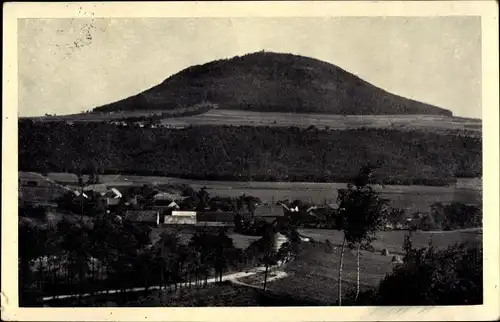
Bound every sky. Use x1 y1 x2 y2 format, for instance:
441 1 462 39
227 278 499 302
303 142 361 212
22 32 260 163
18 16 482 118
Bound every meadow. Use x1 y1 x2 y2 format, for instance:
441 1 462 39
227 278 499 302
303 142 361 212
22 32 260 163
24 109 481 137
297 228 482 255
266 227 482 305
169 110 481 135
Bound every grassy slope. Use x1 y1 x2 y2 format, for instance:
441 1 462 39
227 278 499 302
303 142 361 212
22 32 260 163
268 229 482 304
18 122 482 185
92 51 451 116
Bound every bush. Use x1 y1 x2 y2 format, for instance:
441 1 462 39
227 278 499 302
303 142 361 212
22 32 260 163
375 241 482 305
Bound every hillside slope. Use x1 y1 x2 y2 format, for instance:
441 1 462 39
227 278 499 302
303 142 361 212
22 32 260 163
19 122 481 185
93 51 452 116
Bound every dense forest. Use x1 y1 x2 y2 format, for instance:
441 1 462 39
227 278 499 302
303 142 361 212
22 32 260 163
19 121 481 185
93 51 452 116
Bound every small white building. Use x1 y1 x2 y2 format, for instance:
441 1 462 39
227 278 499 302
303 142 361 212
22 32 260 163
171 210 197 217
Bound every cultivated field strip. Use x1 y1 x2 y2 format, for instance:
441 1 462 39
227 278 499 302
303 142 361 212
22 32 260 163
24 110 481 135
29 172 482 214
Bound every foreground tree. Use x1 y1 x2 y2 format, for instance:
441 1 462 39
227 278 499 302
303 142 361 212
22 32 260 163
376 238 482 305
336 164 388 305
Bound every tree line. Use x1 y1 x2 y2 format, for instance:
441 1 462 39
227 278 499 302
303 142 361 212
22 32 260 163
343 233 482 305
329 165 482 305
19 120 481 186
19 213 299 307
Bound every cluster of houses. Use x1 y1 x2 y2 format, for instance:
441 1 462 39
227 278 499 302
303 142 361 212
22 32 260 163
21 175 421 232
57 184 287 229
106 120 188 130
122 202 288 229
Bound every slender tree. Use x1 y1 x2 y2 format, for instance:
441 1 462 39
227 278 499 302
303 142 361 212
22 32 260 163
336 165 388 304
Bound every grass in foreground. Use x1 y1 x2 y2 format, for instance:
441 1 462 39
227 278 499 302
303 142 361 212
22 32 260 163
44 282 321 307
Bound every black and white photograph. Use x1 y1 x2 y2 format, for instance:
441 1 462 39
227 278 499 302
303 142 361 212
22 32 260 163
2 1 499 321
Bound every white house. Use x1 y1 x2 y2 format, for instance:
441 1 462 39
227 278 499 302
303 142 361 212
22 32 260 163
171 210 197 217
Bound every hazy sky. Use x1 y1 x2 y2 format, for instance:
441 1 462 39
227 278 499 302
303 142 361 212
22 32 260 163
18 17 481 118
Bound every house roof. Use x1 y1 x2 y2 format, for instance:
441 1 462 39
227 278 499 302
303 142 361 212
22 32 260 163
168 201 180 208
104 188 122 199
153 191 182 201
196 212 235 223
308 207 333 220
73 190 89 199
125 210 159 223
255 204 285 217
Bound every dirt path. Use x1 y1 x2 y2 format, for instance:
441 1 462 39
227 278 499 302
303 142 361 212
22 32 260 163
42 266 267 302
230 270 289 290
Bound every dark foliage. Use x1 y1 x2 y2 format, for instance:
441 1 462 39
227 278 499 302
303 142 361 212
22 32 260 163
19 121 481 185
376 242 482 305
429 202 482 230
92 51 451 116
343 233 483 306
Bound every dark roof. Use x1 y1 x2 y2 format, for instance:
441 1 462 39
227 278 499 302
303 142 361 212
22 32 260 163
196 222 235 227
125 210 159 223
308 207 333 220
254 204 285 217
196 212 235 222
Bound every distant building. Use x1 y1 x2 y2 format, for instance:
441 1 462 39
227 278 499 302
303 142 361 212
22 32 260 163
164 214 196 225
73 190 89 199
305 207 332 228
124 210 160 227
153 192 183 202
384 223 394 230
196 211 236 227
172 210 196 217
255 203 285 218
102 188 122 206
163 123 187 130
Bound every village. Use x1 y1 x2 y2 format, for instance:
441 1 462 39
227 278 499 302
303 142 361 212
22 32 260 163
19 171 437 240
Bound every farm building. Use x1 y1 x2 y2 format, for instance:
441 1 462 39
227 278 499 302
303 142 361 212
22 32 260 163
124 210 160 227
164 214 196 225
255 203 285 218
102 188 122 206
161 123 188 130
172 210 197 217
102 188 122 199
305 207 333 228
153 202 183 215
153 191 183 202
73 190 89 200
196 211 236 227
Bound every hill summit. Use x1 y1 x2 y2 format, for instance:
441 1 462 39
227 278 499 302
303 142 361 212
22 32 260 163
94 51 452 116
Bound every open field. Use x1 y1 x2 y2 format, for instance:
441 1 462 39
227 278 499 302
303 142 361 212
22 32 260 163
169 110 481 135
298 228 482 256
23 109 481 136
266 227 482 305
24 172 482 214
268 242 392 304
150 226 261 250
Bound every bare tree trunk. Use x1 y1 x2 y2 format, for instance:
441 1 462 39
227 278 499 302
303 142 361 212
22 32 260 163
338 236 346 306
263 262 269 291
355 243 361 302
